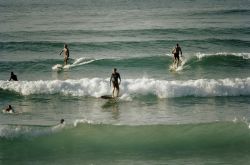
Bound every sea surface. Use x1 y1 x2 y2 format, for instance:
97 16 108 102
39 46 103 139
1 0 250 164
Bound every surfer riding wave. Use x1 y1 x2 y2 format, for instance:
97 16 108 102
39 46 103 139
110 68 121 98
172 43 183 67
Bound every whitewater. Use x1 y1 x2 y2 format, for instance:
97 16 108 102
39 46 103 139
1 77 250 98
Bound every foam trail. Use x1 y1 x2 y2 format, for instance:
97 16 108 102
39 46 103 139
0 77 250 98
52 57 98 71
69 57 96 67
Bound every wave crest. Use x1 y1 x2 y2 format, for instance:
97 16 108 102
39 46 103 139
196 52 250 60
1 77 250 98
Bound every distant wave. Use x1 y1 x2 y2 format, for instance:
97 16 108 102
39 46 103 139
1 27 249 40
0 53 249 74
189 9 250 16
0 38 249 52
0 77 249 98
195 52 250 60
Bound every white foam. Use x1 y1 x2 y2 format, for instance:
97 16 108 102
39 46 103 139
196 52 250 59
1 77 250 98
52 64 63 71
73 119 95 127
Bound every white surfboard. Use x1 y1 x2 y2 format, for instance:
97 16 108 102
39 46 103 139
2 109 14 114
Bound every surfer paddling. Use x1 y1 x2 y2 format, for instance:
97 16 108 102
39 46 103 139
110 68 121 98
172 43 182 67
59 44 70 65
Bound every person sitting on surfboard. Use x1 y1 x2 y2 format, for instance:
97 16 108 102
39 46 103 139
9 72 18 81
59 44 70 65
4 105 14 113
172 43 182 67
110 68 121 98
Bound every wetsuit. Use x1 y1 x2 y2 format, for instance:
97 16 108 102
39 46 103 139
9 74 18 81
110 72 121 89
173 46 182 61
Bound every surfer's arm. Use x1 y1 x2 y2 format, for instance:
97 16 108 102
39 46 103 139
59 50 63 55
110 75 112 86
172 48 175 54
9 76 13 81
118 74 121 84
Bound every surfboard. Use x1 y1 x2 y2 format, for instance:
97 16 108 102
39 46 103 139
2 109 14 114
100 95 114 99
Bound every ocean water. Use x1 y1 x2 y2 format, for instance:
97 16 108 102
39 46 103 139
1 0 250 164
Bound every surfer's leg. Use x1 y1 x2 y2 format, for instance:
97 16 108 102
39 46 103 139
174 54 178 66
113 83 119 97
176 55 180 67
64 56 68 65
112 88 115 98
116 87 119 97
112 82 116 98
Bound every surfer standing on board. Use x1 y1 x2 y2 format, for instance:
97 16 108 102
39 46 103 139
172 43 182 67
59 44 70 65
110 68 121 98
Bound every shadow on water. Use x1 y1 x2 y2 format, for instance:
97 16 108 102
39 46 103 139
101 99 120 120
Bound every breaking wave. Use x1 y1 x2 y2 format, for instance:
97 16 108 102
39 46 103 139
0 77 249 98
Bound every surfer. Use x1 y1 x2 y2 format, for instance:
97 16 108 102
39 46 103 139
4 105 14 113
60 119 65 124
110 68 121 98
59 44 70 65
9 72 18 81
172 43 182 67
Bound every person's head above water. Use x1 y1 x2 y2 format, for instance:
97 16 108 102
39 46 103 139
60 119 65 124
113 68 117 73
64 44 68 48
